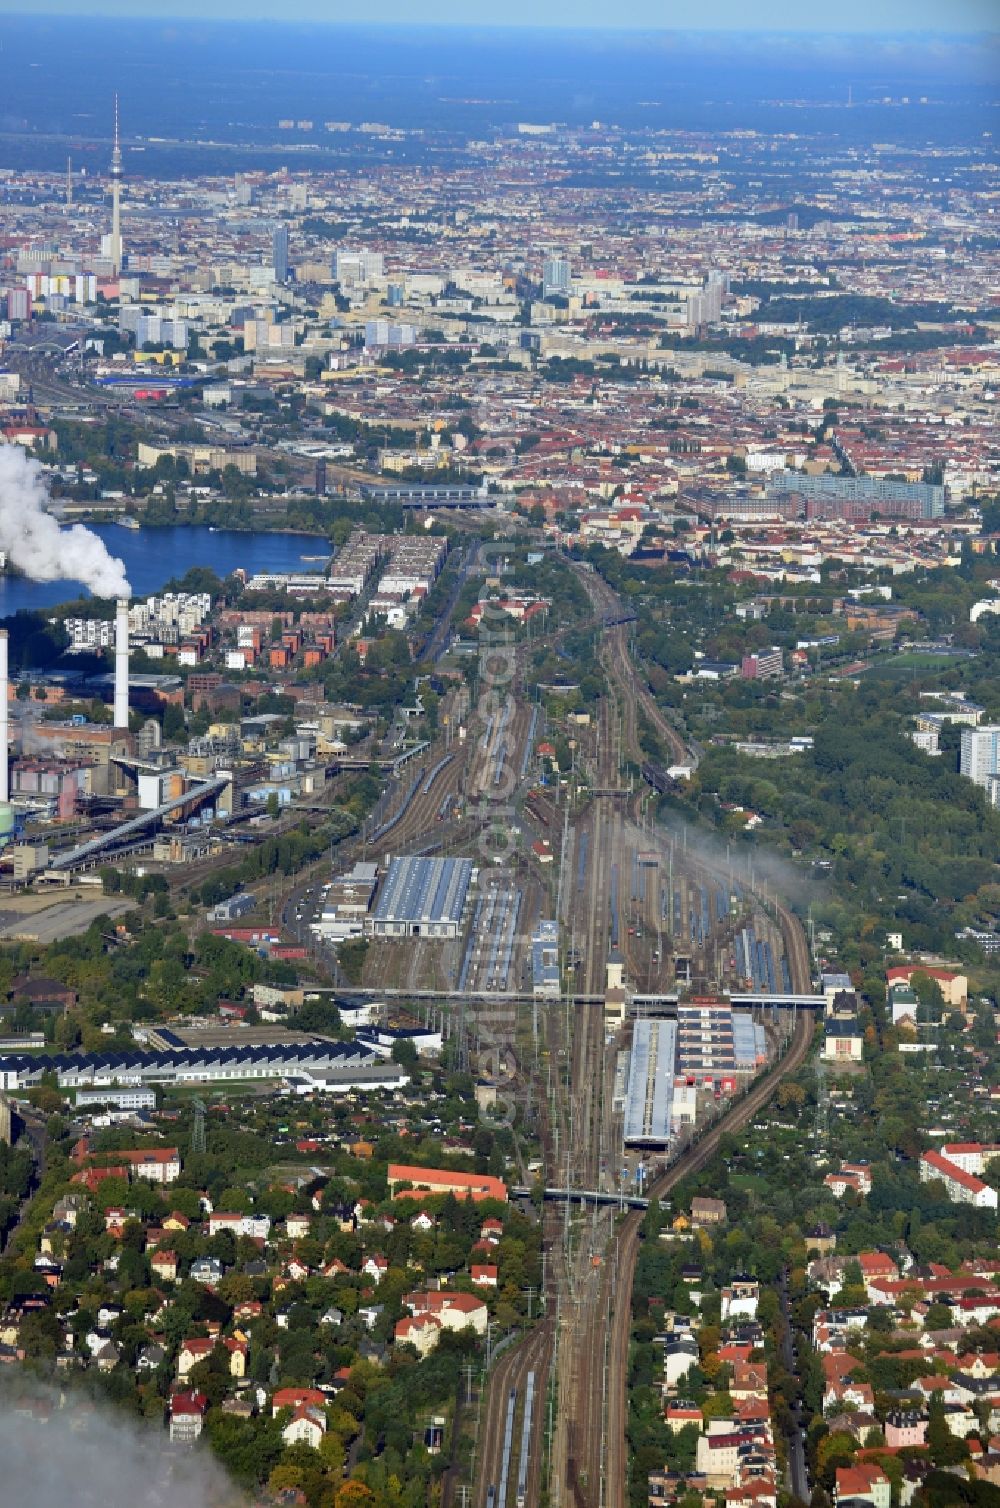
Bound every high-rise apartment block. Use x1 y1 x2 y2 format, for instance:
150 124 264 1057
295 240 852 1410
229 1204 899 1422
6 289 30 322
741 647 784 680
364 319 416 349
333 249 384 285
272 223 289 283
542 257 571 299
960 725 1000 797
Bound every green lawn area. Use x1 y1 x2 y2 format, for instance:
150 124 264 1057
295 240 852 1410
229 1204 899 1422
860 652 966 682
727 1172 766 1192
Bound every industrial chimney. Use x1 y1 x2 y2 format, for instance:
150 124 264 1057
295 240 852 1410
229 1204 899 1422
114 598 130 728
0 629 8 804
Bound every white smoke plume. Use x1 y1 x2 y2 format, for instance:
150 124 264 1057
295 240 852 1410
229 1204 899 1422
0 445 130 598
0 1377 248 1508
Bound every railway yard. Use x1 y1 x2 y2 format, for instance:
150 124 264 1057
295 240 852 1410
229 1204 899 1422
3 73 995 1508
78 530 823 1508
299 550 820 1508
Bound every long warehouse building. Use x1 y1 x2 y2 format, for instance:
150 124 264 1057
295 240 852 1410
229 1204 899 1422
623 1018 677 1149
0 1038 407 1092
371 856 474 939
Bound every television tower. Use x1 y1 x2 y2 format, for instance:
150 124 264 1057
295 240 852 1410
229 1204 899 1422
109 94 123 277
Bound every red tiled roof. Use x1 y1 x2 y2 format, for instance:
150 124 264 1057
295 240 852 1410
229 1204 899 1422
921 1149 989 1195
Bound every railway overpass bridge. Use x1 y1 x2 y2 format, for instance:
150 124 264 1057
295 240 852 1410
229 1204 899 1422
325 986 825 1012
630 990 825 1014
511 1184 650 1211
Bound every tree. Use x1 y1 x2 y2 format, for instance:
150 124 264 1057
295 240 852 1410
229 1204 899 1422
777 1081 806 1116
816 1430 858 1485
19 1306 63 1359
927 1396 970 1467
335 1485 377 1507
912 971 945 1023
267 1464 305 1496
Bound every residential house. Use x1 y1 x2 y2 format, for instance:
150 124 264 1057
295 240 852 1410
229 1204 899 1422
282 1404 326 1448
272 1387 326 1418
834 1463 890 1508
394 1313 442 1357
691 1196 728 1226
169 1391 207 1444
120 1148 181 1184
662 1336 700 1390
189 1257 224 1285
208 1212 272 1239
665 1401 703 1433
885 1412 927 1448
362 1255 389 1285
824 1164 873 1199
150 1250 178 1283
722 1279 759 1322
404 1290 488 1334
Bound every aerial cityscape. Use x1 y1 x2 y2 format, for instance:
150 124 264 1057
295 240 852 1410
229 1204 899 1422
0 9 997 1508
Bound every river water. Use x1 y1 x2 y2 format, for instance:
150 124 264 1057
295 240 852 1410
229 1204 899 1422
0 524 329 617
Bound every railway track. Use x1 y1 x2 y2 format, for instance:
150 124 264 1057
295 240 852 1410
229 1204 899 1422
570 571 815 1498
574 563 691 770
476 1319 553 1508
596 1006 814 1508
456 551 818 1508
366 744 468 854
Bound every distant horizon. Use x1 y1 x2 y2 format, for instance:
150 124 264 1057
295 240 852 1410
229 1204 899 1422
0 6 997 36
0 8 994 168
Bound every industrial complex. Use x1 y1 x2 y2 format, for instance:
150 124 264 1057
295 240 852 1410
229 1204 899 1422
0 1035 407 1093
622 1002 770 1149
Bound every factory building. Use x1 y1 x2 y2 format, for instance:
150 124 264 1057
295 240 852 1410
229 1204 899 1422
676 1001 767 1080
623 1019 677 1148
312 861 379 942
208 893 256 923
532 920 561 998
0 1038 397 1092
75 1086 157 1112
370 856 474 939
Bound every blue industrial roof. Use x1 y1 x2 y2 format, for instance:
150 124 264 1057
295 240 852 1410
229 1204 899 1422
373 856 473 926
624 1019 677 1146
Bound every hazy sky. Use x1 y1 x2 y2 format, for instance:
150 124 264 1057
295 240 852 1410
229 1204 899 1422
1 0 997 29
